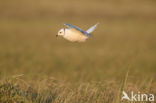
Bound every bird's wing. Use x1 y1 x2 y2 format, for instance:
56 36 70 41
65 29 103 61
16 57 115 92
86 23 99 34
64 23 91 37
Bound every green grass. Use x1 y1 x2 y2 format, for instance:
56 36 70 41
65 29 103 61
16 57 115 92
0 0 156 103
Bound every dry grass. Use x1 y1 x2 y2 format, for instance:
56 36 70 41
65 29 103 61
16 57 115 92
0 0 156 103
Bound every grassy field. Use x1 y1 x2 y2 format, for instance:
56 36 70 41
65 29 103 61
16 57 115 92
0 0 156 103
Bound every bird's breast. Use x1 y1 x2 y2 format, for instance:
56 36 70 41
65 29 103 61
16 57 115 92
63 29 88 42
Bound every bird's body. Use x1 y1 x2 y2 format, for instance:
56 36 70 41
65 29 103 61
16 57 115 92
57 23 99 42
63 28 88 42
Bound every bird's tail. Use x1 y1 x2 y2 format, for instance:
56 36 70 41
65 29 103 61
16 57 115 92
86 23 99 34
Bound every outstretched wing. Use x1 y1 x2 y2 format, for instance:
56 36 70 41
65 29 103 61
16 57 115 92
86 23 99 34
64 23 91 37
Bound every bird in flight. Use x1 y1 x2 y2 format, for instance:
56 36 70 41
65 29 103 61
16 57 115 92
56 23 99 42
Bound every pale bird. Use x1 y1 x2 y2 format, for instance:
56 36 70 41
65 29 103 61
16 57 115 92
56 23 99 42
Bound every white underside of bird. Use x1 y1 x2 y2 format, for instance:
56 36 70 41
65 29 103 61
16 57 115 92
57 23 99 42
63 28 88 42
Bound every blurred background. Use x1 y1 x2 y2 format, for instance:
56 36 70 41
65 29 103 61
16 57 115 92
0 0 156 83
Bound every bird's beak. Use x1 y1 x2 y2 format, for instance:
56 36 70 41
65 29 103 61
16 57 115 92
56 35 58 37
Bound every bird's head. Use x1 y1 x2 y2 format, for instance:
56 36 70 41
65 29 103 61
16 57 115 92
56 28 65 37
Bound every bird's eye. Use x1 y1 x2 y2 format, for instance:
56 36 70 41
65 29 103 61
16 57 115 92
60 32 62 33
